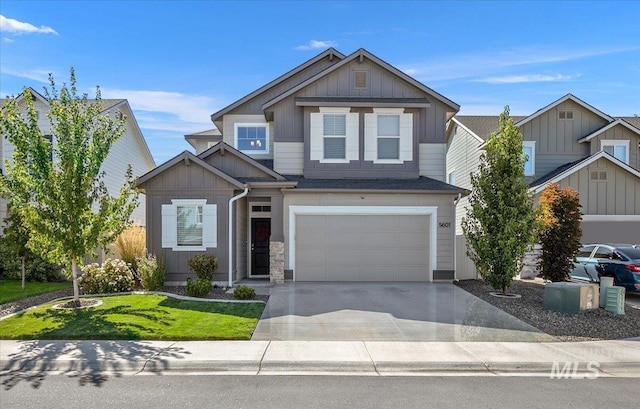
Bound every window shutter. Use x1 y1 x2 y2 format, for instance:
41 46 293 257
364 113 377 161
346 112 359 161
310 112 323 161
399 113 413 161
161 204 177 248
202 204 218 248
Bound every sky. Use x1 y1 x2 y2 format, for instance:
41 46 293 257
1 1 639 164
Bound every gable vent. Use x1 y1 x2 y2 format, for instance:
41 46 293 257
355 71 367 89
590 171 607 181
558 110 574 120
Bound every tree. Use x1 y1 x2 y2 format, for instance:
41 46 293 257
1 207 31 290
0 69 139 306
462 106 536 294
537 183 582 282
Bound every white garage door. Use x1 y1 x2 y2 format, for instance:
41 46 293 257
295 214 431 281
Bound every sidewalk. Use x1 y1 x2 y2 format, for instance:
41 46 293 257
1 339 639 377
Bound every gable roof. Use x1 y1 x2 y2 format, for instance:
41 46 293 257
529 150 640 194
198 141 286 181
620 116 640 129
452 115 527 142
137 150 244 189
515 93 614 128
261 48 460 114
577 118 640 143
210 48 345 122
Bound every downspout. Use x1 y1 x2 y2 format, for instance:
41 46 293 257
228 185 249 288
453 193 462 281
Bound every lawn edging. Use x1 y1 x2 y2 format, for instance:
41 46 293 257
0 290 266 322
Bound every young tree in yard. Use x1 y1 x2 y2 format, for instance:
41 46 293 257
462 106 536 295
1 207 31 290
537 183 582 282
0 69 139 306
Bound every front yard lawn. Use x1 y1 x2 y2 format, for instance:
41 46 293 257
0 294 265 340
0 280 73 305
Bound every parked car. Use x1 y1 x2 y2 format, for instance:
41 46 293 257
570 244 640 293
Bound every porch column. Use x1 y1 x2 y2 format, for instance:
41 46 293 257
269 192 285 283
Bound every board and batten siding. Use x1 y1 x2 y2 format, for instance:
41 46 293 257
418 143 446 181
140 160 238 283
222 114 274 160
588 124 640 171
519 100 608 178
282 192 456 273
274 142 304 174
204 148 275 179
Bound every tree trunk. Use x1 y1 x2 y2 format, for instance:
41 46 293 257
502 285 507 295
71 256 80 305
21 255 26 291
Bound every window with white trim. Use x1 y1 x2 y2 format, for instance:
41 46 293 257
448 170 456 185
161 199 217 251
601 140 629 164
234 123 269 154
310 108 358 163
364 108 413 163
523 141 535 176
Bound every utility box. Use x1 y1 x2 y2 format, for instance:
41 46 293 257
605 286 625 315
544 282 600 314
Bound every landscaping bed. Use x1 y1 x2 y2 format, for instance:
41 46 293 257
456 279 640 342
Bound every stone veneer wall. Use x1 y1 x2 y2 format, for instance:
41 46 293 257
520 244 541 279
269 241 285 283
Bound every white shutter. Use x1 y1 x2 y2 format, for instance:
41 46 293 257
161 204 177 248
202 204 218 248
399 113 413 161
345 112 359 161
364 113 377 161
310 112 323 161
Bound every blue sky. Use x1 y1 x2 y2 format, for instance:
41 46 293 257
1 1 639 164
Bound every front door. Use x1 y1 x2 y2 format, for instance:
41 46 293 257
251 218 270 276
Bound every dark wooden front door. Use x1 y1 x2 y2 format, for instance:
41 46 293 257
251 218 270 276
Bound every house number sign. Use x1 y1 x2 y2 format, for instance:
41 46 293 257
438 222 451 228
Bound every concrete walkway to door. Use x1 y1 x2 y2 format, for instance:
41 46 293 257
251 283 556 342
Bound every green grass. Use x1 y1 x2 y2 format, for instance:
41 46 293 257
0 294 265 340
0 280 72 305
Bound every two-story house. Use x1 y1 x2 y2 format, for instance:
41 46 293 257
1 88 156 234
138 48 465 285
447 94 640 278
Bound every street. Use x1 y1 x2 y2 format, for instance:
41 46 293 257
0 374 636 409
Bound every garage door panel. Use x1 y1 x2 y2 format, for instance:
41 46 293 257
362 216 396 233
297 249 327 265
397 232 428 247
398 249 429 265
395 216 429 231
363 233 398 247
329 216 363 231
330 267 362 281
331 232 363 248
397 267 428 281
329 250 363 267
363 249 397 266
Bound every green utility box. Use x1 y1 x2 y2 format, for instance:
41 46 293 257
544 282 600 314
605 286 625 315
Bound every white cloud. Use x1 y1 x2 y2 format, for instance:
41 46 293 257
2 37 14 43
294 40 337 51
101 88 220 133
0 15 58 35
1 68 52 83
475 73 578 84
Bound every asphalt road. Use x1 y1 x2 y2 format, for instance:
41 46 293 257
1 374 636 409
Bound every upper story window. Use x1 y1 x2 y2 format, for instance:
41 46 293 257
523 141 535 176
161 199 217 251
558 110 574 120
235 123 269 154
310 108 358 163
601 140 629 164
364 108 413 164
448 170 456 185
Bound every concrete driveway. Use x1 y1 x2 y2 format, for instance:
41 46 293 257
251 282 555 342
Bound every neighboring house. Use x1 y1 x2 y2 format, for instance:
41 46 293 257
138 48 465 285
447 94 640 278
1 88 156 234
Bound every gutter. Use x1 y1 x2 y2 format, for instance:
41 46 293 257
228 185 249 287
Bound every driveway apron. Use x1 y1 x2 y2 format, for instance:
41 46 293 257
251 282 555 342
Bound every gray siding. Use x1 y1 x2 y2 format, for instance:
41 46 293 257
588 124 640 171
519 100 608 178
204 149 274 179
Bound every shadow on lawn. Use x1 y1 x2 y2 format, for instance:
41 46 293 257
157 297 265 319
0 339 189 390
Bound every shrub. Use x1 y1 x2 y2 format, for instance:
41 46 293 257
188 254 218 280
0 245 65 282
537 183 582 282
233 285 255 300
114 225 146 276
186 278 211 298
78 258 134 294
137 253 166 291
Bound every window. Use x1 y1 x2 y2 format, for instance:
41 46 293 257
235 124 268 154
601 140 629 164
44 134 53 161
577 245 596 258
364 109 413 163
593 246 612 259
162 199 217 251
448 170 456 185
310 108 358 163
590 171 607 181
558 110 573 120
523 141 535 176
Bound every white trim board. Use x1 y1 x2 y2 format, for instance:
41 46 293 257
288 205 438 282
582 215 640 222
578 119 640 143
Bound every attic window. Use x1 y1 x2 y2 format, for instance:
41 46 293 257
558 110 573 120
354 71 368 89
